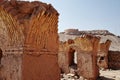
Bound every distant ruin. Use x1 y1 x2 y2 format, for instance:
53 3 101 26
59 35 102 80
60 29 115 36
58 30 118 80
0 1 60 80
59 29 120 79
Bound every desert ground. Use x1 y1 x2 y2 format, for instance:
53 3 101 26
60 70 120 80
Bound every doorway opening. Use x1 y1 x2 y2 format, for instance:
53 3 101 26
68 48 77 70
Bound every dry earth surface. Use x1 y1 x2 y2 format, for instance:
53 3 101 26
60 70 120 80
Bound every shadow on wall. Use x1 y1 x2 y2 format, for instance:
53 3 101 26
98 76 114 80
0 48 3 80
108 51 120 70
68 48 77 66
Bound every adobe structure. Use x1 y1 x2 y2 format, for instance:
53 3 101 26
59 29 120 70
97 40 111 69
0 0 60 80
59 35 101 80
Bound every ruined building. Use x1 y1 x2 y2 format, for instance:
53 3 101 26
97 40 111 69
62 29 114 36
58 33 113 80
59 35 102 80
59 29 120 70
0 1 60 80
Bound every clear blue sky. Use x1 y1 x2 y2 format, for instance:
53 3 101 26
28 0 120 35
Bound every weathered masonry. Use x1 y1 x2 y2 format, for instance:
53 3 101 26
59 35 101 80
108 51 120 70
0 1 60 80
58 34 112 80
97 40 111 69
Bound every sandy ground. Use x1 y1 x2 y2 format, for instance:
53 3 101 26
61 70 120 80
99 70 120 80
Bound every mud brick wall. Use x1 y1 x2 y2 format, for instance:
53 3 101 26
108 51 120 69
77 51 94 78
0 1 60 80
58 39 75 73
58 41 69 73
58 51 67 73
97 40 111 69
0 53 22 80
59 35 100 80
76 35 100 80
22 53 60 80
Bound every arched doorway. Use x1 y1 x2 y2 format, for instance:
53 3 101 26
67 47 78 72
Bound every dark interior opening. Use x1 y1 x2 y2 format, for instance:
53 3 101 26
100 56 105 61
68 48 77 68
0 48 3 64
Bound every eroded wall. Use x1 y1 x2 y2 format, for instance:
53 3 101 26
0 1 60 80
0 53 22 80
108 51 120 69
97 40 111 69
76 35 100 80
59 35 100 80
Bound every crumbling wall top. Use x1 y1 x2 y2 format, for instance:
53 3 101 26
59 34 101 52
0 0 59 24
0 0 59 53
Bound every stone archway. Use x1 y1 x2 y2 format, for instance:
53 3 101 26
0 1 60 80
59 35 101 79
62 42 79 73
66 45 79 74
0 7 24 80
